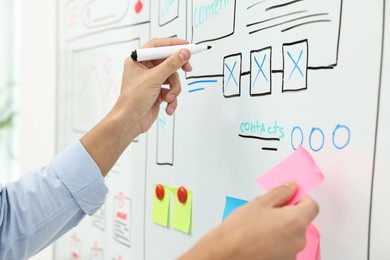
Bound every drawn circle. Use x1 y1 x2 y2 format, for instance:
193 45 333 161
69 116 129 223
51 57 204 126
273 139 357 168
309 127 325 152
291 126 304 150
332 124 351 150
177 186 187 204
155 184 165 200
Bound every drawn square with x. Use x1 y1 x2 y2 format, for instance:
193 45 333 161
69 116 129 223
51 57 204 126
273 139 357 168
283 40 308 92
223 54 242 97
250 47 272 96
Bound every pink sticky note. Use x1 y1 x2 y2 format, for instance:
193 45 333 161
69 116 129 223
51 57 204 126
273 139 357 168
297 224 320 260
256 146 323 205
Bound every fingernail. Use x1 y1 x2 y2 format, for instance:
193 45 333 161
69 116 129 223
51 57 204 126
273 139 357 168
179 50 189 61
283 180 295 188
168 93 176 103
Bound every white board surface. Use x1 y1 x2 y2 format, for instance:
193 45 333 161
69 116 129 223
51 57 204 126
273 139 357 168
55 1 390 259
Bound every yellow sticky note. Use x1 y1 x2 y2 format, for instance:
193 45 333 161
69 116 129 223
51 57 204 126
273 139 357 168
152 184 170 227
172 188 192 234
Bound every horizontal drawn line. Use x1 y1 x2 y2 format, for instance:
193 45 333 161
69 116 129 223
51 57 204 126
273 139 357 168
185 74 223 80
308 65 335 70
157 163 173 166
188 88 205 93
246 10 308 27
282 88 307 93
239 134 280 141
241 71 251 76
282 19 332 32
262 147 278 151
272 70 284 73
249 13 329 34
247 0 267 10
188 80 218 86
266 0 304 11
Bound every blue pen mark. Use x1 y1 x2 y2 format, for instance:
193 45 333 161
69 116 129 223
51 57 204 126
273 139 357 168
291 126 304 150
188 88 205 93
224 62 239 91
253 54 268 87
187 79 218 93
332 124 351 150
188 79 218 86
309 127 325 152
287 50 304 81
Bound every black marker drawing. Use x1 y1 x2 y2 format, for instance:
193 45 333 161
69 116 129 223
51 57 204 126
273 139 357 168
282 39 308 92
223 53 242 98
156 105 175 166
250 47 272 96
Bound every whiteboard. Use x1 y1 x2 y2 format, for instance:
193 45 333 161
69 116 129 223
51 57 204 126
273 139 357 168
55 1 390 259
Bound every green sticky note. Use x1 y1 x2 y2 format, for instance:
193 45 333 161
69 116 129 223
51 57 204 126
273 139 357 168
152 184 170 227
172 188 192 234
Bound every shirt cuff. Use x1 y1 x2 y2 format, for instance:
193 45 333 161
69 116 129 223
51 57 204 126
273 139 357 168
50 140 108 215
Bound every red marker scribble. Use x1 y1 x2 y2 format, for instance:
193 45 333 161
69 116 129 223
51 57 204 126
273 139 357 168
71 252 79 260
116 212 128 220
135 0 143 14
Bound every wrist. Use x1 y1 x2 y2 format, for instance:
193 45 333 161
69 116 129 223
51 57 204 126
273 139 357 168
180 225 234 260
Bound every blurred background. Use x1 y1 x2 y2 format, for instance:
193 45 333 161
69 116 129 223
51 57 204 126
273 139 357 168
1 0 56 259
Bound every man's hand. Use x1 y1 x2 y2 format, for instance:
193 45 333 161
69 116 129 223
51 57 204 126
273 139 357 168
81 38 192 175
180 181 319 260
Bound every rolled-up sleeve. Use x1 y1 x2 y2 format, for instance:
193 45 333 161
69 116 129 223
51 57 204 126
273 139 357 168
0 140 108 260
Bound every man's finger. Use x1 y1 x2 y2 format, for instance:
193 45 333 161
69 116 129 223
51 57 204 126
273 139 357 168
292 196 319 223
142 38 189 48
263 180 297 207
151 49 191 84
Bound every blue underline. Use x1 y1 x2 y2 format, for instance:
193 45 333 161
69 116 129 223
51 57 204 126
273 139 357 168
188 88 205 93
187 80 218 86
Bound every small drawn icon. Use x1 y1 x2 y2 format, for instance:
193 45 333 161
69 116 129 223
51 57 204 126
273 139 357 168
135 0 143 14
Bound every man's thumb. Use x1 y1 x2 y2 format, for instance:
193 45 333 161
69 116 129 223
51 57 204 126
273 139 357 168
152 49 191 83
263 180 297 207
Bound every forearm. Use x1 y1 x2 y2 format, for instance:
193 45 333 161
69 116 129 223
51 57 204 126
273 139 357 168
80 102 140 176
179 226 233 260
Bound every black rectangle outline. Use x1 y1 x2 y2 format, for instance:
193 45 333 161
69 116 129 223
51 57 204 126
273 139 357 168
156 113 175 166
223 53 242 98
158 0 180 26
282 39 308 93
191 0 237 44
250 46 272 97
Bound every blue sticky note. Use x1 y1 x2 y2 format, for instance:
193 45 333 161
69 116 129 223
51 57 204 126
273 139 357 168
222 196 248 220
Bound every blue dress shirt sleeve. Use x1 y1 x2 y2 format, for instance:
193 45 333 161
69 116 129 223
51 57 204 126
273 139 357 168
0 140 108 260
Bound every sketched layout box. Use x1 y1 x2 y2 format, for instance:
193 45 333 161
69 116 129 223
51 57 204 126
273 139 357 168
157 105 175 165
71 39 140 133
159 0 179 26
283 40 308 92
250 47 272 96
223 53 242 98
191 0 237 44
65 0 150 41
113 193 132 247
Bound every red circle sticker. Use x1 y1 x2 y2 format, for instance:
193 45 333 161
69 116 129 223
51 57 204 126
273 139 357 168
177 186 187 204
155 185 164 200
